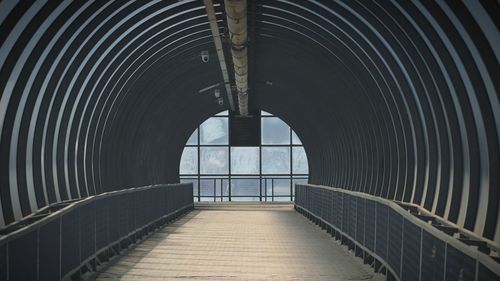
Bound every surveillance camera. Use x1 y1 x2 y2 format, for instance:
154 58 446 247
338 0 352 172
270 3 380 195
201 51 209 63
218 98 224 106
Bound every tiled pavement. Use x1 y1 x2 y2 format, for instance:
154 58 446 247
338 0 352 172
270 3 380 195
95 204 383 280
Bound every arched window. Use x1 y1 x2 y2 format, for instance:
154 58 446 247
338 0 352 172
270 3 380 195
180 111 308 201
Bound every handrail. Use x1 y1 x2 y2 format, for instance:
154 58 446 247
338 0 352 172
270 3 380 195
295 183 500 281
0 183 190 244
305 183 500 259
0 183 194 281
395 200 500 254
181 176 308 202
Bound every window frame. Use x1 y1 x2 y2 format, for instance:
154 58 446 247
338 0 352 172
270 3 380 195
180 111 308 202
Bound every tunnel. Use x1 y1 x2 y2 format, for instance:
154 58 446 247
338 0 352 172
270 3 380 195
0 0 499 280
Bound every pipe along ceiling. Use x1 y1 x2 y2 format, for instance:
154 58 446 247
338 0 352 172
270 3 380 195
0 0 499 246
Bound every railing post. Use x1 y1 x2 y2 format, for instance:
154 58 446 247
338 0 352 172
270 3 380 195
271 179 274 202
264 179 267 202
198 179 201 202
259 175 262 202
213 178 216 202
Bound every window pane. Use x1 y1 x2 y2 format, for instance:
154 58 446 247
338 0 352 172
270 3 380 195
262 147 290 174
231 178 259 197
179 111 309 202
231 147 259 174
200 147 228 174
180 147 198 174
186 129 198 145
273 178 291 196
200 179 215 197
262 178 290 201
292 147 308 174
222 179 230 197
200 117 228 145
261 110 273 116
292 131 302 145
261 117 290 144
231 177 260 201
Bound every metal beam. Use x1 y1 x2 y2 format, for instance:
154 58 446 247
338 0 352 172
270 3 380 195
203 0 235 111
224 0 248 116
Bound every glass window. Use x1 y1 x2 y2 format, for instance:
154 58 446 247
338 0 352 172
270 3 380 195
261 117 290 144
200 117 228 145
180 110 308 202
186 129 198 145
200 147 228 174
292 147 308 174
200 179 215 197
231 147 259 174
273 178 291 196
262 147 290 174
292 131 302 145
231 178 259 197
180 147 198 174
197 178 229 198
221 179 230 197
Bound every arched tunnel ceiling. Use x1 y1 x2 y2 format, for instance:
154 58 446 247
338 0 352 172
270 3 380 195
0 0 499 245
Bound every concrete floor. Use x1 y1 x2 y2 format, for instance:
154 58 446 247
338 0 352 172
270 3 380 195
95 204 383 280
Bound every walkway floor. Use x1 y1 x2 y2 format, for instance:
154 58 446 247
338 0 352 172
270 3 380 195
95 204 383 280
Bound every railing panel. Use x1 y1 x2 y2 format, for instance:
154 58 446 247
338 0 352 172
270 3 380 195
294 184 500 281
0 244 7 281
365 199 375 251
388 210 403 276
479 263 499 281
95 199 109 251
118 194 130 237
108 196 120 242
327 190 334 225
0 183 193 281
80 202 96 262
341 193 348 233
355 197 365 244
61 209 80 277
126 192 136 233
9 230 37 281
39 218 60 281
375 202 388 260
348 195 357 238
421 229 444 281
402 219 421 281
445 245 476 281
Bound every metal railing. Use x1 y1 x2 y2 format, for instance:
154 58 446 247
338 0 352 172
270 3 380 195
0 183 193 281
295 184 500 281
181 176 308 202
